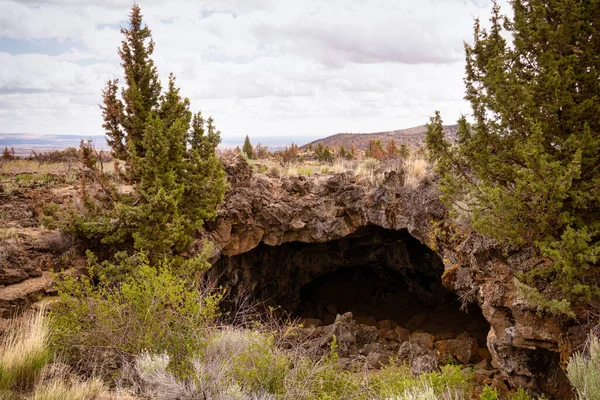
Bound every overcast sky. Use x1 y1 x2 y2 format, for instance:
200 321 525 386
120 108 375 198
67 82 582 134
0 0 509 142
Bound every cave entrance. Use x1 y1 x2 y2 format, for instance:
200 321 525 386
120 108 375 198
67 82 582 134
213 225 490 350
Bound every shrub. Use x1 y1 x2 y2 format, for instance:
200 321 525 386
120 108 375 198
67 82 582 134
480 385 499 400
370 363 471 399
567 335 600 400
0 309 50 393
50 250 223 375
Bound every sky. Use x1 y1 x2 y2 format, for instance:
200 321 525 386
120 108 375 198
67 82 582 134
0 0 510 143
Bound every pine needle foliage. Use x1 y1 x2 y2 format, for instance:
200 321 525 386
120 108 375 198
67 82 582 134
73 5 227 256
426 0 600 316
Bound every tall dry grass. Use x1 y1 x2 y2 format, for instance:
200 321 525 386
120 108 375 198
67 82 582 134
567 335 600 400
0 309 50 393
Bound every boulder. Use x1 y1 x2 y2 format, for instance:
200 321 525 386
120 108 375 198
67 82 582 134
410 332 435 350
436 332 479 364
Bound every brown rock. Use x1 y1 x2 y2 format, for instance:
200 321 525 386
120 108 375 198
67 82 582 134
410 332 435 350
478 347 492 360
394 326 411 343
366 352 389 370
384 329 398 342
436 332 478 364
377 319 394 330
299 318 322 327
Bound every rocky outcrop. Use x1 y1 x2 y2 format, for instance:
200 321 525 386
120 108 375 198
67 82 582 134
204 155 589 398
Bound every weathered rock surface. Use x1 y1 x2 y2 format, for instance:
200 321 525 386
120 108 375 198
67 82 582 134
203 155 590 398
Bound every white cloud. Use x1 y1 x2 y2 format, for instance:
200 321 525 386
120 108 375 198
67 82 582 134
0 0 510 140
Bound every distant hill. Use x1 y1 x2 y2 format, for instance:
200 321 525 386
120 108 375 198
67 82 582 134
301 125 458 150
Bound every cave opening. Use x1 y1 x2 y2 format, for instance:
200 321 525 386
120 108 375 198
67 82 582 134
213 225 490 352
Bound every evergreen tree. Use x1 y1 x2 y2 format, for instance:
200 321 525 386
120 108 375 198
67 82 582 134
426 0 600 316
74 5 226 256
315 142 333 163
242 135 254 159
101 4 162 174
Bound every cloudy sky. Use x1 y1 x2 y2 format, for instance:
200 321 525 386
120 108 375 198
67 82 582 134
0 0 509 143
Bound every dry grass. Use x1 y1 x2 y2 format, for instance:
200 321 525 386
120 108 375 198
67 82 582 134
254 156 432 189
567 335 600 400
0 308 50 392
32 376 107 400
404 156 432 188
0 160 75 175
0 159 116 176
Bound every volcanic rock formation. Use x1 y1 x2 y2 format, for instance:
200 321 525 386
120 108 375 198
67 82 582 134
204 154 588 398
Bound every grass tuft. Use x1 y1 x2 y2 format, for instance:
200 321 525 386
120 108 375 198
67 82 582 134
0 309 50 393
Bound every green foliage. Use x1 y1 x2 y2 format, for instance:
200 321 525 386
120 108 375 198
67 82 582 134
480 385 499 400
507 387 532 400
229 334 290 395
314 142 333 163
49 249 223 375
425 0 600 314
567 335 600 400
371 364 471 399
71 5 227 256
242 135 254 159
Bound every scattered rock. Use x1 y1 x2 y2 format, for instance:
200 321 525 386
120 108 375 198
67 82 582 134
410 332 435 350
436 332 479 364
299 318 322 327
394 326 411 343
411 354 439 375
377 319 394 330
366 352 389 370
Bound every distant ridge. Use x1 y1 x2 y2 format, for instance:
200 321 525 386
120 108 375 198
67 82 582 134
301 124 458 150
0 134 107 156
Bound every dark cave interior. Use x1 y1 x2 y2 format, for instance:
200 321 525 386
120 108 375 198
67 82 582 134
213 225 490 348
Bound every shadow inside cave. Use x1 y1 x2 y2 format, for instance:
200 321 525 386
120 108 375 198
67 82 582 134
212 225 490 349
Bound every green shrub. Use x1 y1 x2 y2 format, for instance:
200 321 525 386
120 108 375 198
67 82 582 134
507 387 532 400
370 363 471 399
229 334 290 395
567 335 600 400
480 385 499 400
50 250 223 375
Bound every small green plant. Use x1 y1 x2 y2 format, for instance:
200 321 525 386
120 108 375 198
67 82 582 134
507 387 532 400
480 385 499 400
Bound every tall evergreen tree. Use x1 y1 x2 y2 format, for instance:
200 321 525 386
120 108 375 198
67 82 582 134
242 135 254 159
426 0 600 316
76 5 227 256
101 4 162 174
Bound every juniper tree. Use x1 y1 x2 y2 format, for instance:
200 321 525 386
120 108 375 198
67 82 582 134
426 0 600 316
73 5 226 256
101 4 162 174
242 135 254 159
